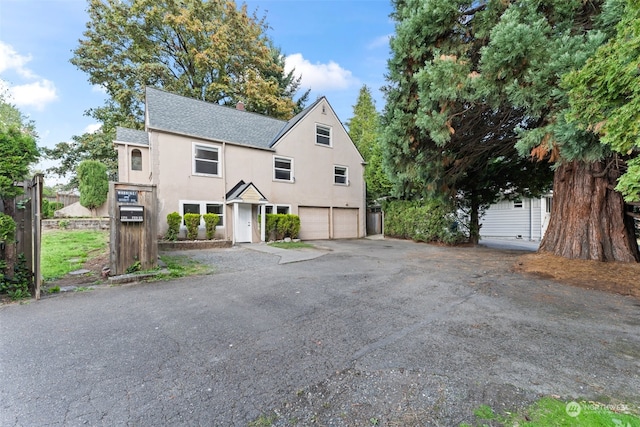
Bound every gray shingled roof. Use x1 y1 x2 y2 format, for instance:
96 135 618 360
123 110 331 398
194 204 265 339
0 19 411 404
115 127 149 145
145 87 290 149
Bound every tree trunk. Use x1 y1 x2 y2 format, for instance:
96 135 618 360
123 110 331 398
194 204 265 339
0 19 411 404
539 160 639 262
468 191 481 245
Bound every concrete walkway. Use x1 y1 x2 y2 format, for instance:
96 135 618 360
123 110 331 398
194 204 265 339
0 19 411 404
241 242 331 264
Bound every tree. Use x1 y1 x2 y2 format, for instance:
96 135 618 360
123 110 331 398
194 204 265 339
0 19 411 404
72 0 303 122
43 128 118 190
77 160 109 215
0 97 39 277
346 86 392 203
564 0 640 203
45 0 307 186
381 0 553 244
477 0 638 262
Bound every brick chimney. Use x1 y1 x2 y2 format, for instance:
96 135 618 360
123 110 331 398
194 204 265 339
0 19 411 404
236 101 245 111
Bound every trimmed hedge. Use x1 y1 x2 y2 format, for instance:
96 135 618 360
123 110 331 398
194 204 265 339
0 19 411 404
184 213 201 240
382 199 466 244
203 213 220 239
165 212 182 241
263 214 300 240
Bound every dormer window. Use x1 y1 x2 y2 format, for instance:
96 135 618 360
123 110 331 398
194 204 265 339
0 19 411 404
316 124 331 146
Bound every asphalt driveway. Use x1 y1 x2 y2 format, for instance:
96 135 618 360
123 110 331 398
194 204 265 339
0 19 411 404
1 238 639 426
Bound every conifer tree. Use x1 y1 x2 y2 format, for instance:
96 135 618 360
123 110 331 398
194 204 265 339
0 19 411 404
347 86 392 202
381 0 553 244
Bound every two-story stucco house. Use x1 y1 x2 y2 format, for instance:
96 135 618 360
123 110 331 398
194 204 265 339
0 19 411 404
114 87 366 243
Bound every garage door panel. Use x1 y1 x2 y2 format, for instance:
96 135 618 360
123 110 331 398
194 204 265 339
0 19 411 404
333 208 359 239
299 207 330 240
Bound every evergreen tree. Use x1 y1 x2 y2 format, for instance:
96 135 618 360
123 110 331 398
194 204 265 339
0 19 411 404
77 160 109 216
381 0 553 244
347 86 392 202
564 0 640 203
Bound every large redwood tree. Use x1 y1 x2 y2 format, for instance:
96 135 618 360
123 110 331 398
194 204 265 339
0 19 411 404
382 0 638 261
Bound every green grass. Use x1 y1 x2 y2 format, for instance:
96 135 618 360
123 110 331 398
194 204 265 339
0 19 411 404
157 254 213 278
463 397 640 427
41 230 109 280
268 241 314 249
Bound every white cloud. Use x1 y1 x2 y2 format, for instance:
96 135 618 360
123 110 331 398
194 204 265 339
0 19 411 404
285 53 359 91
0 41 36 79
84 123 102 133
8 80 57 111
91 84 107 94
367 34 392 50
0 41 58 110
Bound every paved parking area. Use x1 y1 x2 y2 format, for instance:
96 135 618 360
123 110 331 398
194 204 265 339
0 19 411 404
1 238 638 425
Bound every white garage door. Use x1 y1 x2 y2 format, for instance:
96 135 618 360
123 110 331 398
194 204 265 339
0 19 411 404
333 208 359 239
298 207 330 240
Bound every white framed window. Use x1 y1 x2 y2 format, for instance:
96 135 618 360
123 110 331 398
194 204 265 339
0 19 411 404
513 199 524 209
545 196 553 213
316 124 332 146
193 143 220 176
179 201 224 227
264 204 291 215
274 156 293 182
131 149 142 171
334 165 348 185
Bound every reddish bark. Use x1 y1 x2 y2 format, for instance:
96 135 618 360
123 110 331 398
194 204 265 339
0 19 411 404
539 160 640 262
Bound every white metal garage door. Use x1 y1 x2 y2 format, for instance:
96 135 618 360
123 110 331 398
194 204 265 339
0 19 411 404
298 207 330 240
333 208 359 239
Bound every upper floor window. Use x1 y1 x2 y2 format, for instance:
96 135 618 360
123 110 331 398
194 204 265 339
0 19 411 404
274 156 293 182
513 199 523 209
193 143 219 176
316 124 331 146
334 165 348 185
131 149 142 171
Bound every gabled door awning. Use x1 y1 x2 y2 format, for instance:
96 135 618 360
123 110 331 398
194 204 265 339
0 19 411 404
225 180 268 204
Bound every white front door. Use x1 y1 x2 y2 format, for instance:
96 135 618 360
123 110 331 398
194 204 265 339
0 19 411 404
236 204 252 243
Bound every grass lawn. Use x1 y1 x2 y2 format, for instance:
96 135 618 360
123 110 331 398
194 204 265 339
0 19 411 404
465 397 640 427
41 229 109 280
268 241 314 249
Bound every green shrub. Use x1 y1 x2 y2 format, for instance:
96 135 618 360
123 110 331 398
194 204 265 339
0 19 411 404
42 200 64 219
0 253 32 300
183 213 201 240
0 212 16 243
382 199 466 244
265 214 300 240
165 212 182 241
203 213 220 239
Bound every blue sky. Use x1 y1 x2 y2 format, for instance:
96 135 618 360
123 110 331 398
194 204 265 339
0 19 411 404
0 0 394 184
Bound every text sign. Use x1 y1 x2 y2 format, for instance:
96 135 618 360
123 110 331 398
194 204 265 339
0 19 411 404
117 190 138 204
120 205 144 222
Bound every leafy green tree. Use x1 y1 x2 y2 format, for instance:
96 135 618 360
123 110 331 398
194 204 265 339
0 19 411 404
0 97 39 277
564 0 640 202
45 0 307 186
381 0 553 244
43 128 117 190
347 86 392 203
77 160 109 215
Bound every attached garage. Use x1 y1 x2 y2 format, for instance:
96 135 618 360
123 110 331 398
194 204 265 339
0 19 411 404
298 207 330 240
332 207 359 239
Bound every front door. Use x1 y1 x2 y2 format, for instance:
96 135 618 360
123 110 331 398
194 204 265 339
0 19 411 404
236 204 252 243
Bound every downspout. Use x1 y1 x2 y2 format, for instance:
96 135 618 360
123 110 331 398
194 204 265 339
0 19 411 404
529 198 533 241
222 141 228 241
